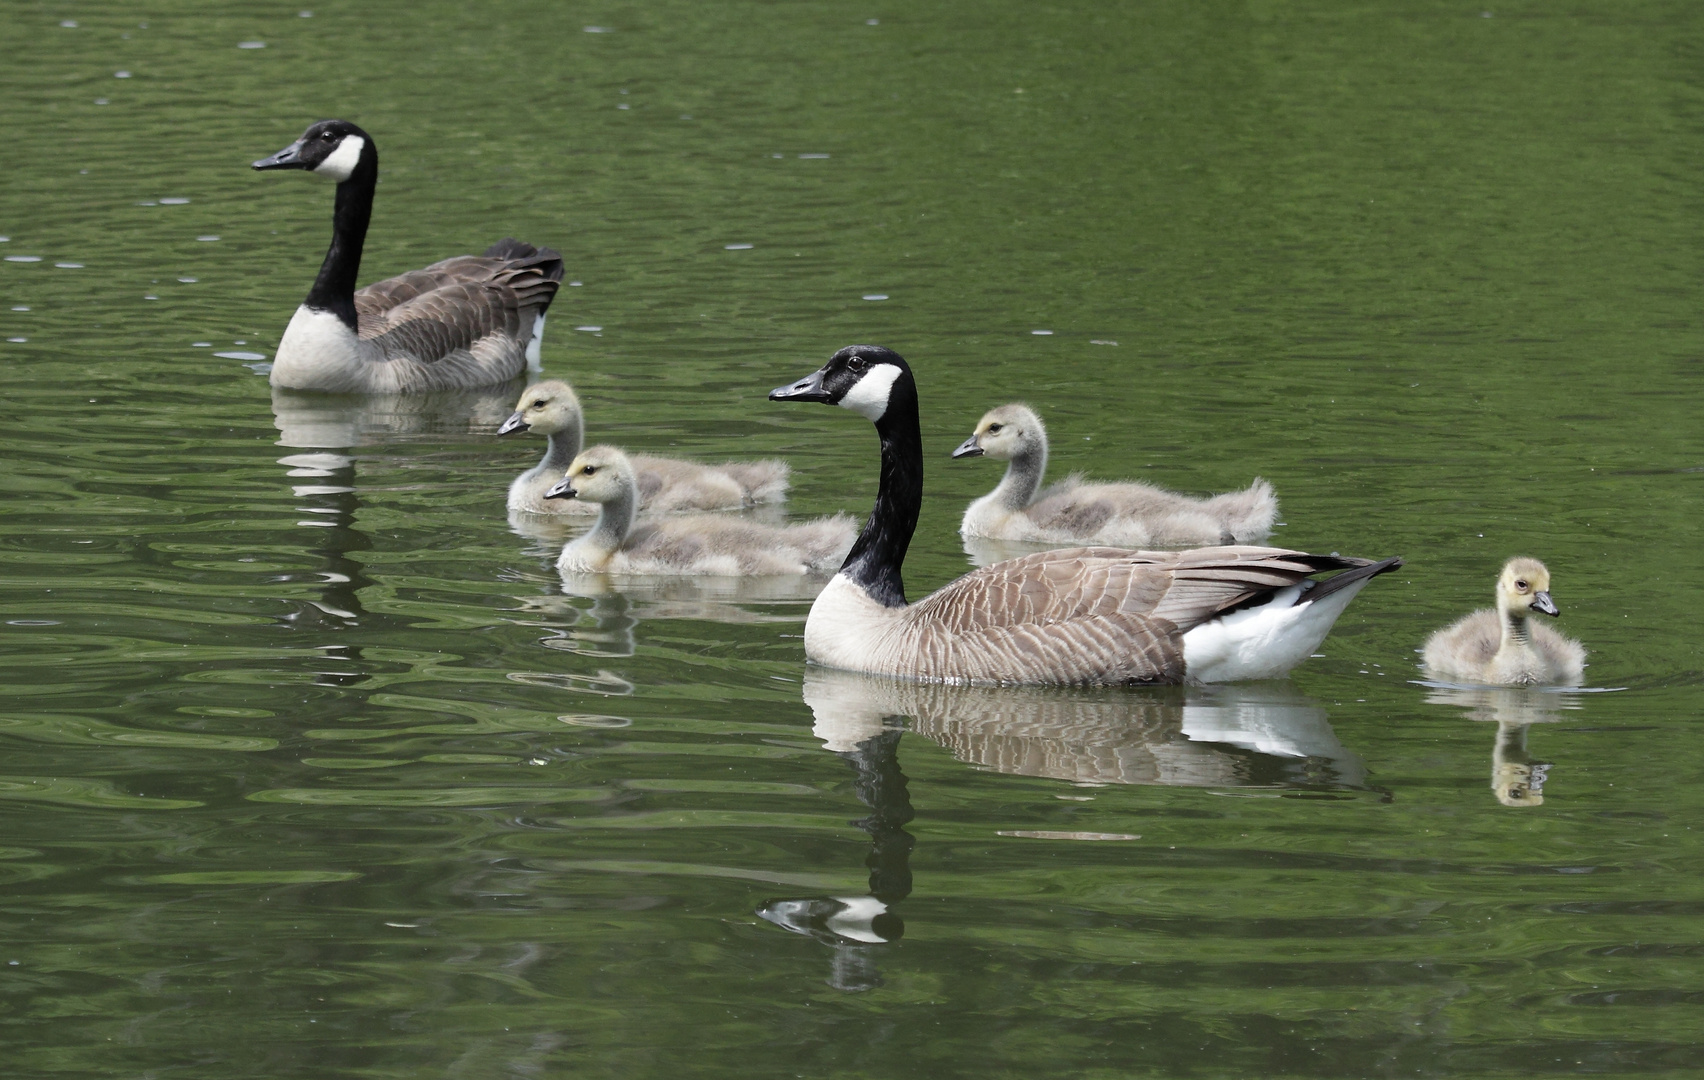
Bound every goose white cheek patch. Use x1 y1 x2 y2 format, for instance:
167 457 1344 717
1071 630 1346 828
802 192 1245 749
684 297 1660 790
838 363 902 420
313 135 366 182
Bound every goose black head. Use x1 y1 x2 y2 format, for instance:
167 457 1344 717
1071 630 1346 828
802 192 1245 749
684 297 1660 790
253 119 377 183
769 345 913 421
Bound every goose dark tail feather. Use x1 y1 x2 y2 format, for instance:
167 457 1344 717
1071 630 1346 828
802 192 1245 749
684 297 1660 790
1299 555 1404 605
484 239 566 313
483 238 566 282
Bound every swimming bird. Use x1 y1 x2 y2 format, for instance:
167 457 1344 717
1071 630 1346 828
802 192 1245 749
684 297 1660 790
1421 557 1585 685
953 403 1276 546
546 446 856 575
254 119 563 393
498 380 790 514
769 345 1401 685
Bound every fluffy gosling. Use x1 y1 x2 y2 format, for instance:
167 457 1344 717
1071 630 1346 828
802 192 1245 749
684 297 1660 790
1422 557 1586 686
547 446 856 576
500 380 789 514
953 403 1277 547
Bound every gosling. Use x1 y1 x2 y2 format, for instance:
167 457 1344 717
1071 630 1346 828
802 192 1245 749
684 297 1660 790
1422 557 1586 686
953 404 1277 547
547 446 857 576
499 381 790 514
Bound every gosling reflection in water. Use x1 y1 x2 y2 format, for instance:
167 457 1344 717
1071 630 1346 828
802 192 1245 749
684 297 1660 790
756 726 914 993
801 668 1367 790
1425 686 1577 808
511 572 823 649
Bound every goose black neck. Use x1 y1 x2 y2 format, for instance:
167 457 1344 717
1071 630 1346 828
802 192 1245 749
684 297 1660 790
842 375 922 608
304 160 376 330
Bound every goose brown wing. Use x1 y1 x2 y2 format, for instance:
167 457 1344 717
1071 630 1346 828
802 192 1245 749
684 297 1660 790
353 256 496 316
907 545 1371 634
356 281 513 360
353 249 565 362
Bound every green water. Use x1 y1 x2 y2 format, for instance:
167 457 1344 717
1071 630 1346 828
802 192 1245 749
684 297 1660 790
2 0 1702 1075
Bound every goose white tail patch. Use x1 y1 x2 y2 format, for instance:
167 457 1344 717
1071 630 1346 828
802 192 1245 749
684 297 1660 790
526 314 546 370
313 135 366 182
839 362 902 420
1182 578 1375 683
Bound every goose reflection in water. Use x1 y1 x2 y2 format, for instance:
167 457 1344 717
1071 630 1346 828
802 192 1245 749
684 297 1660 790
270 381 522 686
1424 686 1580 807
757 670 1367 991
801 668 1367 790
757 725 913 993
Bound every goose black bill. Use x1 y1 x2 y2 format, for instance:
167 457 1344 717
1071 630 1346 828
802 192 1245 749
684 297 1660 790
769 368 830 403
253 141 308 171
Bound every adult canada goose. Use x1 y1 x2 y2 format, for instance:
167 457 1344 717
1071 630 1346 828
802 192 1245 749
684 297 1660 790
769 345 1402 685
1421 557 1585 685
953 403 1276 546
546 446 856 575
254 119 564 393
497 380 790 514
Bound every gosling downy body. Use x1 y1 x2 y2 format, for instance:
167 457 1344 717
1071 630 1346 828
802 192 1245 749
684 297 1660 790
769 346 1401 686
255 120 563 393
1422 557 1585 686
547 446 855 576
498 381 791 514
954 404 1277 546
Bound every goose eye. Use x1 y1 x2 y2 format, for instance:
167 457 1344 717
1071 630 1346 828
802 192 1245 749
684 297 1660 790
1515 580 1528 591
581 465 595 475
847 356 866 372
530 400 545 408
321 131 336 141
987 423 1003 434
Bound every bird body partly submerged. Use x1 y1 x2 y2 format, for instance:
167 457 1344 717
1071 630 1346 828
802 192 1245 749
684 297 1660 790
548 446 853 576
802 545 1397 686
256 120 563 393
1422 558 1585 686
770 346 1400 687
499 381 789 514
954 404 1277 547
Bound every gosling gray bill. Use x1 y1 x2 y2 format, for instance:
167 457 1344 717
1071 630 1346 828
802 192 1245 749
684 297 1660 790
1422 557 1585 686
254 119 563 393
769 345 1401 686
953 403 1277 547
499 381 790 514
547 446 855 575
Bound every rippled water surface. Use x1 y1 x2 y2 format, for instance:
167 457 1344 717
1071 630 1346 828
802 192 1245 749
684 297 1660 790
3 1 1703 1076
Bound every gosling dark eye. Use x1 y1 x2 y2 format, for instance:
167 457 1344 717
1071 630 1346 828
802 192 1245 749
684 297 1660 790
1515 580 1528 591
582 465 595 475
987 423 1003 434
531 400 545 408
